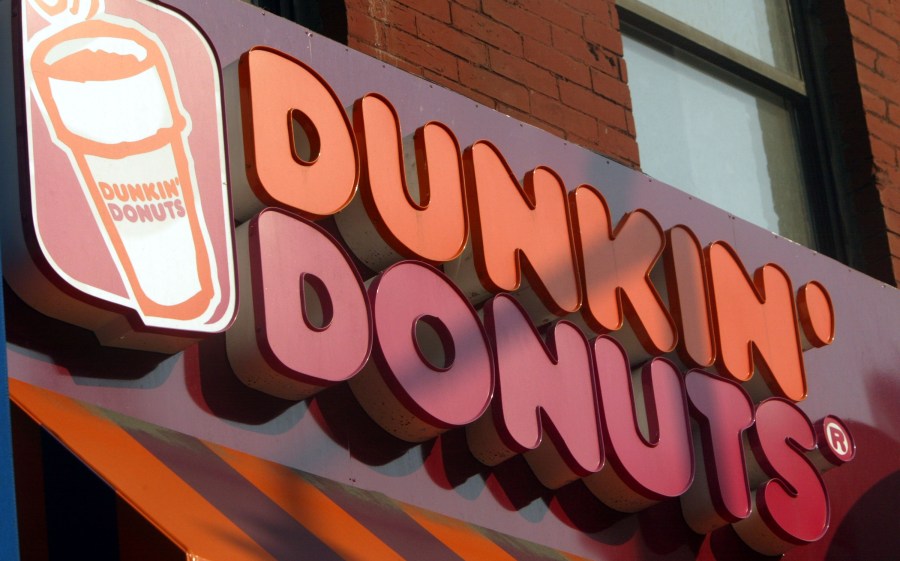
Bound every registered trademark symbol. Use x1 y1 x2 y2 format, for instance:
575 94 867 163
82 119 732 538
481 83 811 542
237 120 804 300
817 417 855 465
826 422 849 456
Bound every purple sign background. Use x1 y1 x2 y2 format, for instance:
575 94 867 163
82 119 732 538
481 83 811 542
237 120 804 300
4 1 900 559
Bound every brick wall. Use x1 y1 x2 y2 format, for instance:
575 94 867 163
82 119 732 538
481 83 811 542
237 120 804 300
839 0 900 285
343 0 639 168
339 0 898 284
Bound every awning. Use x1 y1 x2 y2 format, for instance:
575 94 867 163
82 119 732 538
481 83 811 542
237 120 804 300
9 379 591 561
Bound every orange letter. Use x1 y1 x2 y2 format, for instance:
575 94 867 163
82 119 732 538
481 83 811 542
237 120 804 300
663 225 715 368
237 47 358 221
570 185 676 360
336 94 467 271
797 281 835 350
706 242 807 402
455 141 581 320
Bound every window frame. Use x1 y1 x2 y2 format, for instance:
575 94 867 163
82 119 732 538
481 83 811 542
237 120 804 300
617 0 848 262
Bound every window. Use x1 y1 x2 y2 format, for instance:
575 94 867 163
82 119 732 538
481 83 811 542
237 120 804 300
619 0 831 250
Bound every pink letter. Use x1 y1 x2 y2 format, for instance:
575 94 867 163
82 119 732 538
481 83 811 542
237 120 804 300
681 369 754 534
733 399 830 555
585 337 693 512
226 208 372 399
466 294 602 489
349 261 493 442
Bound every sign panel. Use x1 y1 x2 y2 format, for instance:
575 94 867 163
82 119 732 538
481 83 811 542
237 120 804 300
1 1 898 560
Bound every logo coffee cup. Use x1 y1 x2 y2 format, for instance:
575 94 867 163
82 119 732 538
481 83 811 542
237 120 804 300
9 0 236 351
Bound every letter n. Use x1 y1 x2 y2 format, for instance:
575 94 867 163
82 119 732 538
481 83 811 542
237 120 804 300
706 242 807 402
467 294 602 489
460 141 581 319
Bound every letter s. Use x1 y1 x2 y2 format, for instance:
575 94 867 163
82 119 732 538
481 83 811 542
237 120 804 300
733 398 829 555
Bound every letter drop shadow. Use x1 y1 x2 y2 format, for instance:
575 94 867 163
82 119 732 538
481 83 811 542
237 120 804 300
4 282 168 383
190 333 298 425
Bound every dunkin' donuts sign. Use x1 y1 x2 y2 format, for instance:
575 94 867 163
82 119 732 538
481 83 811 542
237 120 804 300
2 0 855 556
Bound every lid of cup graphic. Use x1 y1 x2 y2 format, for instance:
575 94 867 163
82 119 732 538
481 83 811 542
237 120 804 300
31 20 187 148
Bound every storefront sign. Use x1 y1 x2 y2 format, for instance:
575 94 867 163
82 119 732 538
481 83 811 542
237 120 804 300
1 0 855 556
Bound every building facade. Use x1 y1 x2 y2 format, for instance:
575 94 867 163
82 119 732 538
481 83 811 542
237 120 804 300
1 0 899 560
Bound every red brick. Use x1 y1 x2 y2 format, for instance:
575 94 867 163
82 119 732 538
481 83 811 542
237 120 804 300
451 3 523 56
530 91 599 140
565 132 601 153
524 37 591 86
450 82 498 108
866 112 900 144
870 10 900 39
482 0 552 45
867 0 899 19
496 102 546 128
551 24 592 61
389 28 459 80
346 8 384 48
609 1 620 30
518 0 583 33
416 15 489 65
359 0 415 33
853 40 878 69
886 209 900 234
846 0 871 23
459 61 530 108
582 16 623 56
558 80 627 130
870 135 898 166
881 184 900 210
858 64 900 100
373 48 427 77
373 2 418 32
889 103 900 126
590 66 631 107
877 165 900 194
561 0 605 18
889 231 900 256
402 0 451 24
422 68 448 86
876 55 900 81
598 124 640 166
862 87 888 117
589 45 622 80
489 48 558 97
850 20 899 59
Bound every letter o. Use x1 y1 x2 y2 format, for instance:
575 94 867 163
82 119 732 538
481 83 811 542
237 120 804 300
350 261 494 442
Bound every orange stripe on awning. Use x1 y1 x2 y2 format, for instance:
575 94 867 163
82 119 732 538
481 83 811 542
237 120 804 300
209 443 406 561
401 503 520 561
9 378 277 561
10 379 597 561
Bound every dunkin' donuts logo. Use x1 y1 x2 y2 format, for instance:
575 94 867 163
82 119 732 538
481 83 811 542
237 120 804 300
10 0 235 350
3 3 858 556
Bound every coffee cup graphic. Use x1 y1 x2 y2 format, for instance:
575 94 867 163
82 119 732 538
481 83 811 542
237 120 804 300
19 0 235 341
